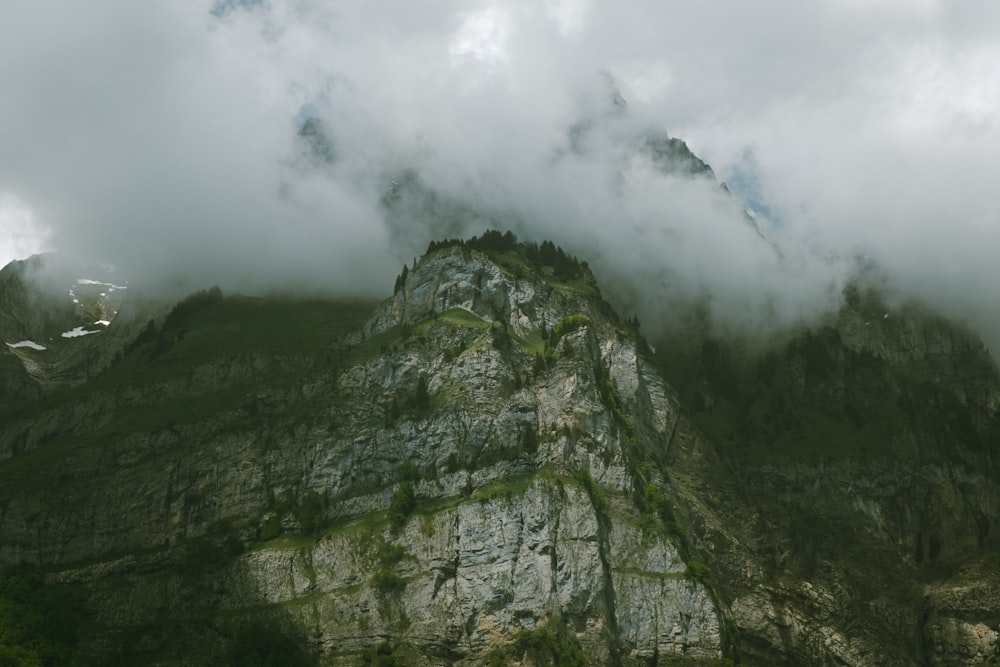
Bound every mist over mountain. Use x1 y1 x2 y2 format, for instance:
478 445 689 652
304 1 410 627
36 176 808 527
2 1 999 349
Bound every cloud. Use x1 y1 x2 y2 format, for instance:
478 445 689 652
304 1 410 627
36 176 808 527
0 195 48 266
1 1 998 349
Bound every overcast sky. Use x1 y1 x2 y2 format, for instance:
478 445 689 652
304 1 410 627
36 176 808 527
2 1 999 346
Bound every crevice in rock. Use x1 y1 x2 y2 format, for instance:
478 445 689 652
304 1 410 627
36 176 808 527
592 491 623 666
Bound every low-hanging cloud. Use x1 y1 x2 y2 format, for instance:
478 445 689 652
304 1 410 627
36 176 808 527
2 1 999 349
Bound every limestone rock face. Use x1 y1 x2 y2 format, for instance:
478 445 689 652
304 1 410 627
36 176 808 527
0 246 723 664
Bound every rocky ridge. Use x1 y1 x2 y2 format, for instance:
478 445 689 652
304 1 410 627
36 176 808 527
1 239 1000 665
0 242 725 664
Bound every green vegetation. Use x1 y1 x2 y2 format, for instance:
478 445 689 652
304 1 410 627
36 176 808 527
654 327 914 463
414 376 431 415
573 469 608 515
436 307 491 329
549 314 591 351
392 264 408 295
426 230 590 284
258 489 328 542
296 490 326 536
0 292 377 488
983 551 1000 574
638 482 686 544
385 374 437 425
532 314 592 373
260 514 282 542
685 560 712 587
593 361 636 443
111 291 376 385
370 538 410 593
0 563 89 666
359 640 411 667
179 535 243 579
225 622 314 667
388 482 417 532
483 618 586 667
472 469 550 503
371 569 407 594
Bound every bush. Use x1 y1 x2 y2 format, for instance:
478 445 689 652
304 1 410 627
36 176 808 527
388 482 416 531
260 514 282 541
686 560 712 586
296 490 325 536
360 641 403 667
393 264 408 295
414 376 430 415
484 618 586 667
549 314 591 351
179 538 231 578
573 470 608 515
227 623 313 667
491 323 512 354
522 424 539 454
425 232 587 283
372 568 407 594
983 551 1000 573
0 563 88 666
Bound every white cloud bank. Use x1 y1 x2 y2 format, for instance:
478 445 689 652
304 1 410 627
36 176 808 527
1 1 998 347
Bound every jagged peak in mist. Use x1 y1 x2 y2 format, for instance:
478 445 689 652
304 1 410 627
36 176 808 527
295 116 336 166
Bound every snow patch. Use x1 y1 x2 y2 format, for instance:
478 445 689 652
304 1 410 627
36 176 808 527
77 278 127 290
6 340 46 351
62 326 101 338
95 320 111 326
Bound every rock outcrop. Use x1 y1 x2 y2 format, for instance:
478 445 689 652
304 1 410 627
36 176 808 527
0 244 724 664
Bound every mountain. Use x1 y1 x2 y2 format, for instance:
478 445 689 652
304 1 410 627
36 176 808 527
1 234 999 665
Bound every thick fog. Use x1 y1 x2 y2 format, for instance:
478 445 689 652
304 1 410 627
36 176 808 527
2 1 999 348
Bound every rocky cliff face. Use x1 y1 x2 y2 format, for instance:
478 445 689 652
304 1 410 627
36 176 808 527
0 243 724 664
1 242 999 665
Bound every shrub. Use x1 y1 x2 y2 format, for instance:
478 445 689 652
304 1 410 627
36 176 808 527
491 323 512 354
522 424 539 454
260 514 282 541
686 560 711 586
484 618 586 667
179 538 232 578
296 490 325 536
0 563 88 666
573 470 608 515
393 264 408 295
414 376 430 415
360 641 402 667
227 623 313 667
372 569 406 594
549 314 591 350
388 482 416 531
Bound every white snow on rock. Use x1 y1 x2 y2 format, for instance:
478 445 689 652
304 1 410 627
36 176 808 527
95 320 111 326
62 327 101 338
77 278 127 290
5 340 46 350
